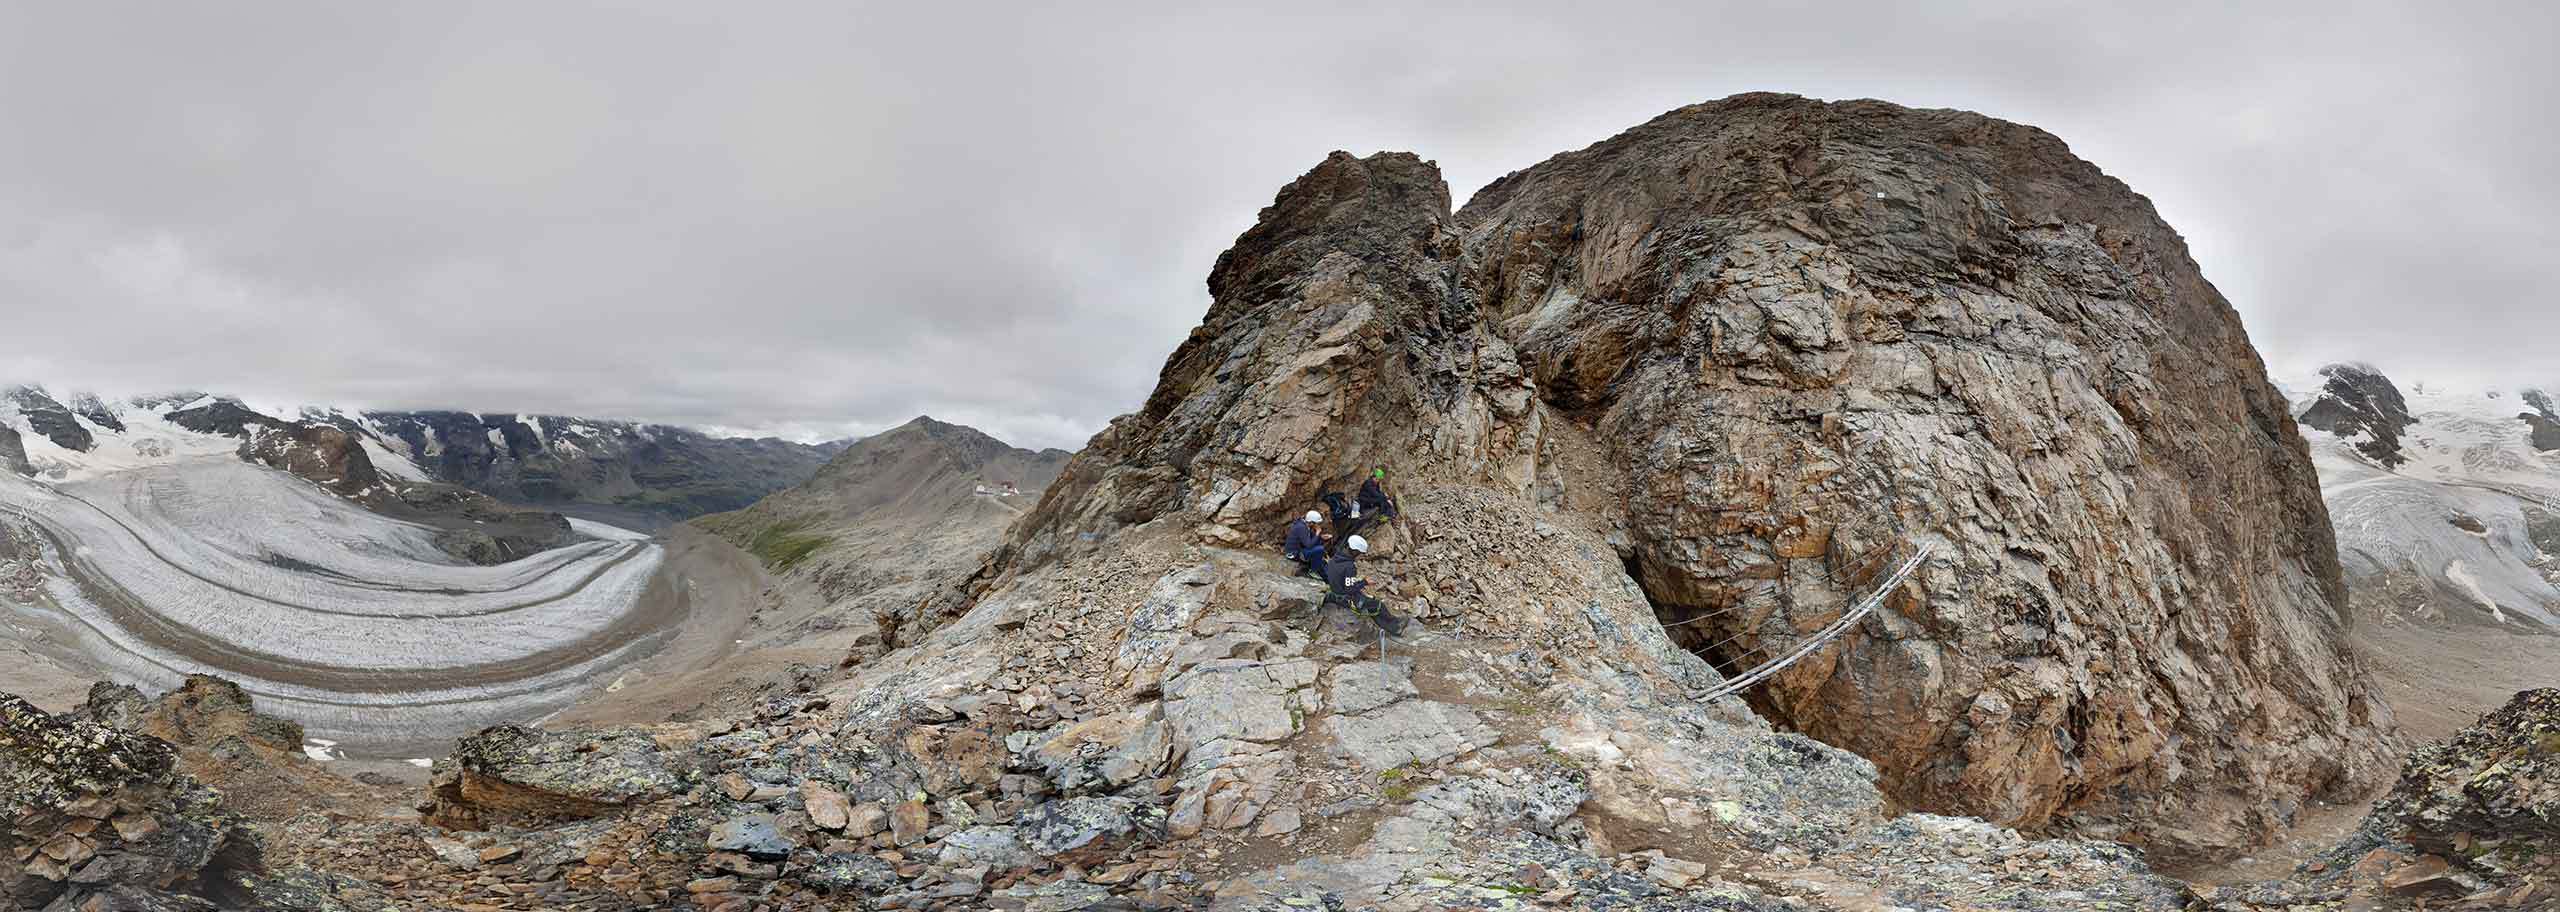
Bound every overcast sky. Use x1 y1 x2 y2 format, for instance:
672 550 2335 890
1 2 2551 449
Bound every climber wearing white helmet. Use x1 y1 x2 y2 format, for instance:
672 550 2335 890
1282 508 1331 579
1320 533 1407 637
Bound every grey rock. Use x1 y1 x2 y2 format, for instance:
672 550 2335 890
1323 700 1498 772
991 879 1117 912
937 825 1035 871
1325 659 1418 716
2297 362 2417 467
1016 796 1154 857
792 852 901 894
1162 658 1317 757
704 813 794 860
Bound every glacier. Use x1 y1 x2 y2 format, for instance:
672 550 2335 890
0 455 678 757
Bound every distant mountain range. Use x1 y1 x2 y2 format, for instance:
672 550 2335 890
0 385 848 522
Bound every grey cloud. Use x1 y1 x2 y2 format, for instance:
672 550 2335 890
2 1 2553 449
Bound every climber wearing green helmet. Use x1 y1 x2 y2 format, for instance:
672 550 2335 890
1356 467 1397 524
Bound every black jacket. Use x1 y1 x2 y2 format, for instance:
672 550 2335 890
1321 554 1366 599
1358 478 1392 512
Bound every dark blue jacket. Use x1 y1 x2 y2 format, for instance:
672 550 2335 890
1284 519 1323 555
1322 554 1366 599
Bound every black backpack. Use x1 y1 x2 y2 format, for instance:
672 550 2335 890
1320 490 1355 524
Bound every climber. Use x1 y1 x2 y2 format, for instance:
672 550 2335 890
1357 468 1398 523
1321 535 1407 637
1283 510 1330 578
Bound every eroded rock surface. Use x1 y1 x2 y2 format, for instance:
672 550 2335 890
991 93 2392 861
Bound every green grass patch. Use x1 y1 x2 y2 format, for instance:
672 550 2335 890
744 520 833 571
1379 765 1418 803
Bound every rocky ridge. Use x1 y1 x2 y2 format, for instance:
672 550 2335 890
0 681 385 911
994 93 2391 862
694 416 1072 660
332 410 848 523
2200 689 2560 910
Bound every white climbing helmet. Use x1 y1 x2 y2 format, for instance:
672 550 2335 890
1305 510 1323 524
1346 535 1369 553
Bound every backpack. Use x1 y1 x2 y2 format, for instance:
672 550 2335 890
1321 491 1355 524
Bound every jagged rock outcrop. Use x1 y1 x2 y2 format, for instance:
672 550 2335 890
2 680 399 911
236 423 382 498
2199 690 2560 910
1 389 94 455
422 724 704 831
2520 389 2560 452
2298 363 2417 467
76 677 306 760
996 93 2392 862
0 428 23 479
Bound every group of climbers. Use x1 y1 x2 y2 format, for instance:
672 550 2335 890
1280 468 1407 637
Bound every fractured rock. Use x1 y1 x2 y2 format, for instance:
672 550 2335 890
423 724 695 830
1323 701 1498 772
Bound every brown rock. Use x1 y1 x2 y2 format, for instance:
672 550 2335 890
686 876 739 894
803 782 853 831
978 94 2396 864
890 799 931 846
2383 855 2466 896
844 802 890 838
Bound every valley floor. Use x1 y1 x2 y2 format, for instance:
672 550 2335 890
2171 618 2560 886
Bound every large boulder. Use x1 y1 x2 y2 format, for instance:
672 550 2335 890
423 725 702 830
986 93 2393 862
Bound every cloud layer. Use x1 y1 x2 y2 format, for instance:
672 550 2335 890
3 2 2551 448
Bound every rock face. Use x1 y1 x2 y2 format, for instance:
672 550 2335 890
2 388 95 454
2521 389 2560 452
0 427 22 478
236 422 382 498
998 93 2392 861
2297 363 2417 467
